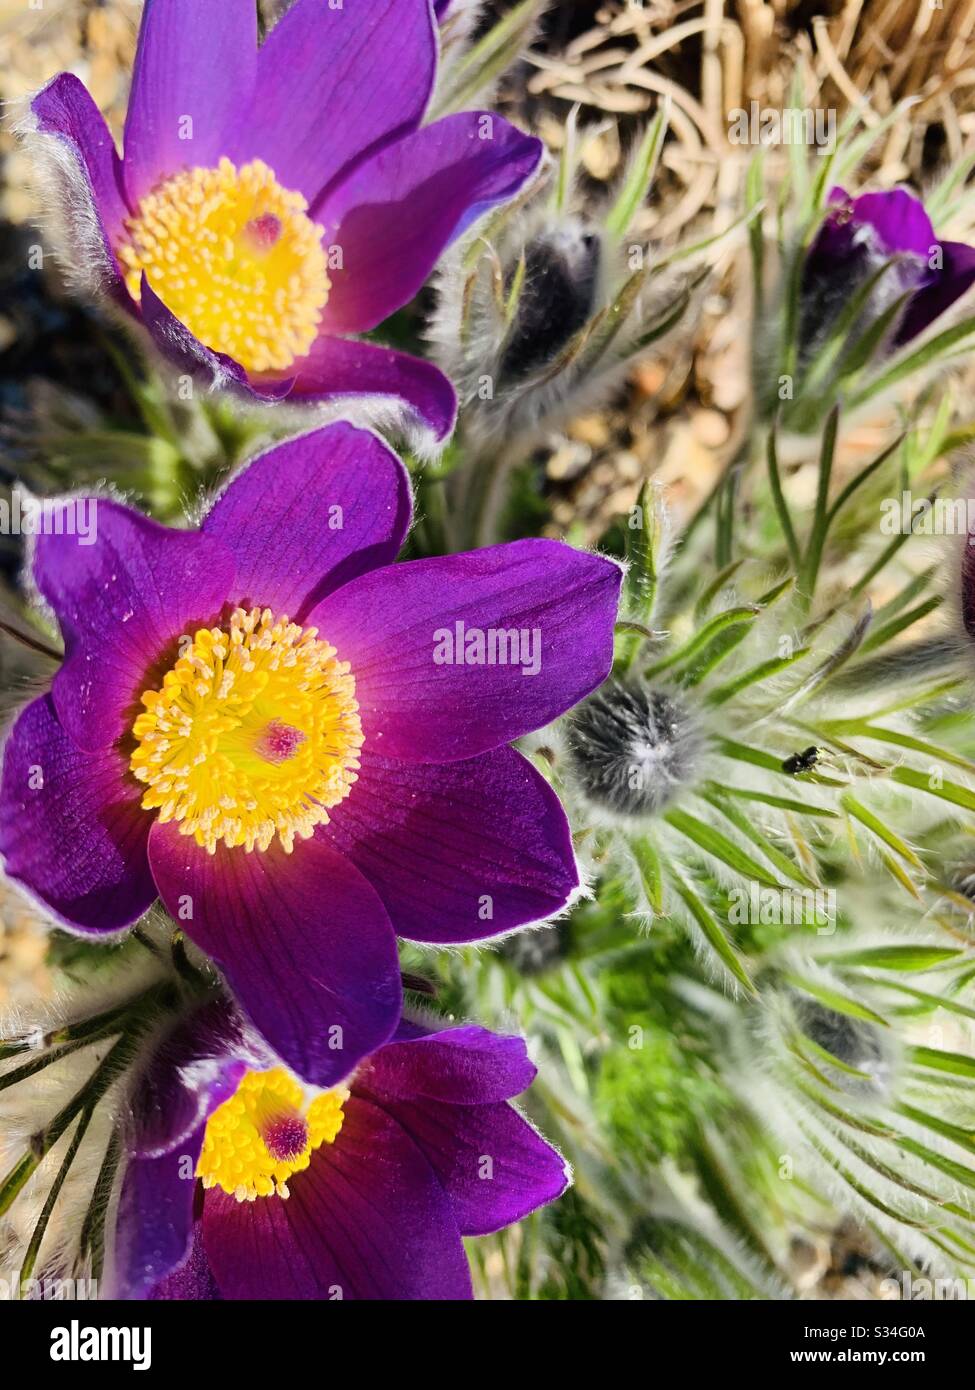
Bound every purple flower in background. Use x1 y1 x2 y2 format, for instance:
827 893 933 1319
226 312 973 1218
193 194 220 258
800 186 975 357
27 0 544 441
0 422 620 1088
115 1016 569 1301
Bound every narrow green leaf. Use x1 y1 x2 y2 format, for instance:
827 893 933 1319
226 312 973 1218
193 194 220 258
870 979 975 1021
707 648 811 707
824 721 975 776
797 405 838 607
646 608 759 677
706 780 839 820
606 107 668 239
824 945 960 972
897 1136 975 1192
665 808 783 887
783 974 890 1028
629 835 664 914
700 790 812 886
432 0 543 116
858 596 943 656
669 873 755 992
891 765 975 814
897 1103 975 1153
840 795 924 870
766 423 801 569
909 1046 975 1080
849 313 975 410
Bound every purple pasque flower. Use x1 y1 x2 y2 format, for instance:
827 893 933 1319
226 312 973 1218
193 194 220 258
0 422 621 1088
800 186 975 357
27 0 545 442
115 1015 569 1301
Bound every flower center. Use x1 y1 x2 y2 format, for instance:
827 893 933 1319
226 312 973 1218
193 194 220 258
130 606 363 854
118 157 330 374
197 1068 347 1202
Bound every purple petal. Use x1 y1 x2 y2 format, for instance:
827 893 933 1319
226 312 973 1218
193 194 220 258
139 281 299 398
201 423 412 621
229 0 436 207
806 187 934 296
30 74 129 287
201 1094 472 1299
895 238 975 345
31 497 233 752
149 1225 221 1301
138 277 258 390
845 188 937 260
322 745 578 943
309 540 622 761
113 1125 204 1300
434 0 453 15
317 113 543 334
122 0 258 205
0 696 154 933
355 1090 568 1236
147 826 401 1088
287 334 457 442
129 998 249 1159
364 1024 538 1104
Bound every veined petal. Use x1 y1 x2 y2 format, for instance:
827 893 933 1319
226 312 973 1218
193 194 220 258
114 1125 206 1300
355 1089 569 1236
308 540 622 761
31 497 234 752
201 423 412 621
363 1023 538 1104
0 696 155 934
317 113 543 333
322 746 578 943
230 0 436 207
123 0 259 205
201 1094 472 1300
287 335 457 442
147 826 401 1088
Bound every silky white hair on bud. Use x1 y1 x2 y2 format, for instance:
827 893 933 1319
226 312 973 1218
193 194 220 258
564 678 705 823
8 90 118 302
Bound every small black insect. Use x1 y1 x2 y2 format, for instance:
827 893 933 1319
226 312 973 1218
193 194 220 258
781 745 821 775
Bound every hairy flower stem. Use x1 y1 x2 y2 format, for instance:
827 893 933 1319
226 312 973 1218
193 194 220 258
473 440 521 548
1 981 180 1062
0 616 62 662
79 1124 124 1281
15 1106 94 1297
0 983 178 1218
0 1038 108 1095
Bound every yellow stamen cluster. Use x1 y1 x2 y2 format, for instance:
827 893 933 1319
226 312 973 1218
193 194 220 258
119 157 330 374
130 606 363 854
198 1068 348 1202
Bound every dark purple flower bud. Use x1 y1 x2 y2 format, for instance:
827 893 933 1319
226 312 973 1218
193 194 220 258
500 223 602 384
800 186 975 357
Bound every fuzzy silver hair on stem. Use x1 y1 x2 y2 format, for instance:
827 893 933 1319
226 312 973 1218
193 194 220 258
564 677 704 821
